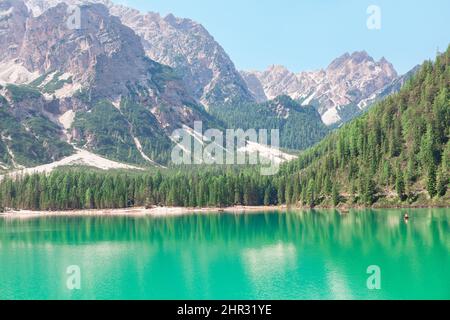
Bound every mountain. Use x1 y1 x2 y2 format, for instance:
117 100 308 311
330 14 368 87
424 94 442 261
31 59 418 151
3 47 448 211
0 0 216 169
0 0 434 176
0 0 327 172
242 51 400 126
279 47 449 207
23 0 256 108
210 95 329 150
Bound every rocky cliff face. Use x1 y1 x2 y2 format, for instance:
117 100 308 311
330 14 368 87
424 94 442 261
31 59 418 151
23 0 256 108
242 51 399 126
0 0 217 167
111 8 256 108
0 0 28 62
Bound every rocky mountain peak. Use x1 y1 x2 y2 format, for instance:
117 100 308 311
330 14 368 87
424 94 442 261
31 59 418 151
350 50 372 63
22 0 256 107
328 52 351 69
242 51 399 126
115 8 255 107
15 2 154 99
1 0 222 168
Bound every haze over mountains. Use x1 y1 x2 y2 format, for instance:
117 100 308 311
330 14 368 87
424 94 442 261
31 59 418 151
0 0 418 171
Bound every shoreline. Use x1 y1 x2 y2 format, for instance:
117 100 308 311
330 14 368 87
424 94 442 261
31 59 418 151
0 205 289 219
0 204 448 219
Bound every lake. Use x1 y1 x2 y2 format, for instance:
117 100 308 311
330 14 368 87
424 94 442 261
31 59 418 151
0 209 449 300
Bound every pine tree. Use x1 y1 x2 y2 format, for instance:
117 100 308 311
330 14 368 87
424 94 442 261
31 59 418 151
85 188 94 209
285 180 292 205
264 187 271 206
361 174 376 205
405 156 416 185
306 179 315 207
427 164 437 198
395 169 406 201
332 183 340 206
436 165 448 197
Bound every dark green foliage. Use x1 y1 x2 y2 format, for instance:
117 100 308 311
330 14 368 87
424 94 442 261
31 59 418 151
332 183 340 206
395 168 406 201
5 84 41 102
0 109 73 167
436 165 448 197
120 99 173 165
73 89 91 104
28 73 49 87
0 94 8 106
24 115 73 159
29 71 73 94
427 164 437 198
72 97 220 166
0 167 276 210
210 95 329 150
43 73 73 94
73 101 145 164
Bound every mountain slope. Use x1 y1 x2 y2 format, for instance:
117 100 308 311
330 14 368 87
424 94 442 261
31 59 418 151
280 47 449 206
210 95 329 150
0 1 219 167
0 84 73 169
242 52 399 126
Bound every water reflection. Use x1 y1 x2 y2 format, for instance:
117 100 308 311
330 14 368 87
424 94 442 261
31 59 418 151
0 209 449 299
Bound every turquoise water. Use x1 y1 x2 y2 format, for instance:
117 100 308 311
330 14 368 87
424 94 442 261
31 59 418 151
0 209 449 300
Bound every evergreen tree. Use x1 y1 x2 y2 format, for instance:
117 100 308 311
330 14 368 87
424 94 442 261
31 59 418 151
427 164 437 198
395 169 406 201
332 183 340 206
306 179 315 207
264 187 271 206
436 165 448 197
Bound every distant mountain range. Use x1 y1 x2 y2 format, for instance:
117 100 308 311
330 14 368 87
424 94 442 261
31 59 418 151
0 0 418 171
241 52 415 126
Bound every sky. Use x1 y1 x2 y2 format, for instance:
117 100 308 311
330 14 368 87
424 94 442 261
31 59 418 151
115 0 450 74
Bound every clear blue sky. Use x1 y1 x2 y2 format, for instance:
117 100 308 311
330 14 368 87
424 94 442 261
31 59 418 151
115 0 449 74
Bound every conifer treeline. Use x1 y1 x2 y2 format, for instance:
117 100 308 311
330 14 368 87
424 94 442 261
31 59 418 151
0 169 285 210
0 48 448 211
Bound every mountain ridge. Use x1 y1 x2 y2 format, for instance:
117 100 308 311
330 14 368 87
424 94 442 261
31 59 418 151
22 0 257 108
242 51 401 126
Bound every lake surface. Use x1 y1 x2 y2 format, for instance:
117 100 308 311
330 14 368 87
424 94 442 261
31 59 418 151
0 209 449 300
